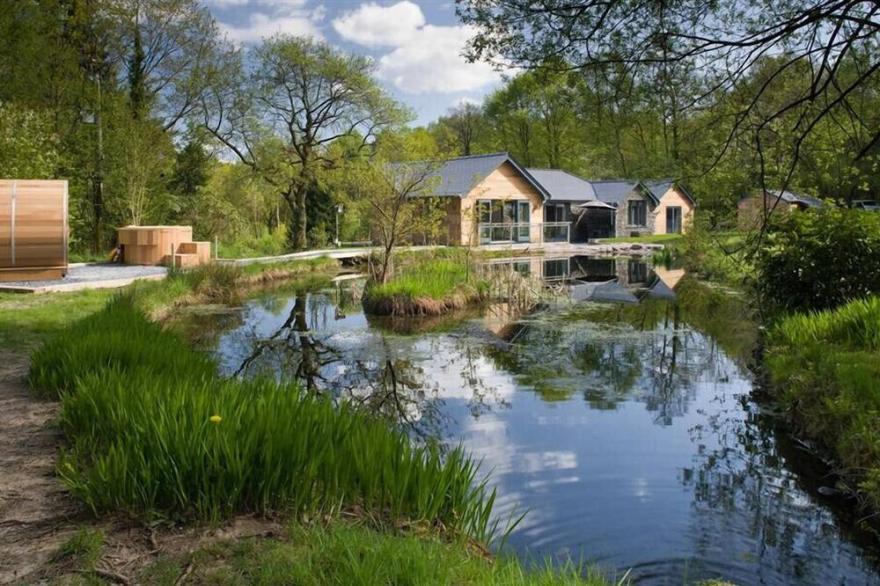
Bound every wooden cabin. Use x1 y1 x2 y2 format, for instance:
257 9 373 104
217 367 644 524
0 180 68 282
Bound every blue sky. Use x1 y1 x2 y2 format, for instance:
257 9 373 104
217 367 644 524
205 0 506 126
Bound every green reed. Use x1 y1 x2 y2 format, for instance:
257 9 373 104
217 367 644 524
31 297 499 541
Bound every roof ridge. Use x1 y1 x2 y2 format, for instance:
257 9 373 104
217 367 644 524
444 151 509 161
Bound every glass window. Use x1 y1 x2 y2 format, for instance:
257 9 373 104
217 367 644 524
628 201 647 226
478 200 491 223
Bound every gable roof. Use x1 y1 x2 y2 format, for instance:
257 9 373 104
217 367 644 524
525 169 597 201
423 152 550 200
644 180 697 207
589 180 657 206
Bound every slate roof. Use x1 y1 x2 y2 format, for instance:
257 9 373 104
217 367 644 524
421 152 550 199
644 180 697 206
589 181 652 206
764 189 824 208
525 169 597 201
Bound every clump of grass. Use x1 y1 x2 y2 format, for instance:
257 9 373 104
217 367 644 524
767 295 880 508
28 294 216 398
363 255 486 316
53 528 104 570
137 521 614 585
33 297 500 541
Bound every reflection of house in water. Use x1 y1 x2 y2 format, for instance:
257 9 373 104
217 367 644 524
480 254 686 304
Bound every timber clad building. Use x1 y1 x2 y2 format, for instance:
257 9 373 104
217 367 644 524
414 152 695 246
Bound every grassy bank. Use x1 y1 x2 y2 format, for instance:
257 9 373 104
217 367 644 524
25 293 613 584
48 521 611 585
0 257 342 355
767 296 880 508
30 297 498 539
363 253 489 316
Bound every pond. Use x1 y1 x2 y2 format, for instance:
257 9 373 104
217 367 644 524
175 255 880 585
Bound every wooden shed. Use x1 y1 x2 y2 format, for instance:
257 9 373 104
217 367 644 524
117 226 211 267
0 180 68 282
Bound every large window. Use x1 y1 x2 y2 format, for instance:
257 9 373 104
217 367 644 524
477 199 531 243
627 200 647 226
544 203 567 223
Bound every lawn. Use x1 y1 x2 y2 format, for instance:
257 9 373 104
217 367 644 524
597 233 684 244
0 290 115 352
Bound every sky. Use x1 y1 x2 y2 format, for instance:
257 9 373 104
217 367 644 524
204 0 506 126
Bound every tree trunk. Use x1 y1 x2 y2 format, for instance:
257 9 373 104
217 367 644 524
290 183 308 250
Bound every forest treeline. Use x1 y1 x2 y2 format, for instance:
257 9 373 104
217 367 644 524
2 0 879 255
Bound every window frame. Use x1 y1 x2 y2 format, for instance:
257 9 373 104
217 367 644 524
627 200 647 227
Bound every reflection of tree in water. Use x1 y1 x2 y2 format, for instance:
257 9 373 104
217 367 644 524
487 299 706 424
233 293 340 394
228 286 507 440
679 369 880 582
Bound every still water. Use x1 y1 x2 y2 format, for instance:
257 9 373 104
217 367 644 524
177 256 880 585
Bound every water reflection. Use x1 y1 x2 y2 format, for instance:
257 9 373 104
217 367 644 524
175 257 880 586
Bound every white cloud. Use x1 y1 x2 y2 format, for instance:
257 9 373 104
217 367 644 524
332 2 500 94
377 24 500 94
207 0 307 7
220 12 323 43
332 1 425 48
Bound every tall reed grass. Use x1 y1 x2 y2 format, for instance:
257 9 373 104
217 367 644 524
30 297 500 540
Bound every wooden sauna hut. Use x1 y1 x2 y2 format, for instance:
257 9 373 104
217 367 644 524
116 226 211 267
0 180 68 282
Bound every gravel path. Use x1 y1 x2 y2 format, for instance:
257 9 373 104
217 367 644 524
0 264 167 293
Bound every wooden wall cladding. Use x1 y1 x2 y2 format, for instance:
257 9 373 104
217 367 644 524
0 180 68 281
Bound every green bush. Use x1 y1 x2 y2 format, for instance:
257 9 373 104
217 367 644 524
31 297 499 540
218 226 289 259
755 208 880 312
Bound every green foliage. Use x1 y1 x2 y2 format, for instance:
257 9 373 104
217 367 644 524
137 522 612 585
767 296 880 508
677 223 751 286
0 101 61 177
30 298 499 540
754 208 880 312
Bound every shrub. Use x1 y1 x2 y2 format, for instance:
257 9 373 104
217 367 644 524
754 208 880 312
31 297 500 540
217 226 289 259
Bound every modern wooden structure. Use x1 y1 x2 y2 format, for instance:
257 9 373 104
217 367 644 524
0 180 68 282
410 153 695 245
117 226 211 268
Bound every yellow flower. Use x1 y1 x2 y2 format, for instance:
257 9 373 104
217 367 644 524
209 414 222 424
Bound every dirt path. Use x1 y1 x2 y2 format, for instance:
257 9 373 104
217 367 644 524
0 353 283 584
0 352 85 583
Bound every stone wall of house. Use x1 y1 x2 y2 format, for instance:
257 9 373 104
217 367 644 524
614 191 657 238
